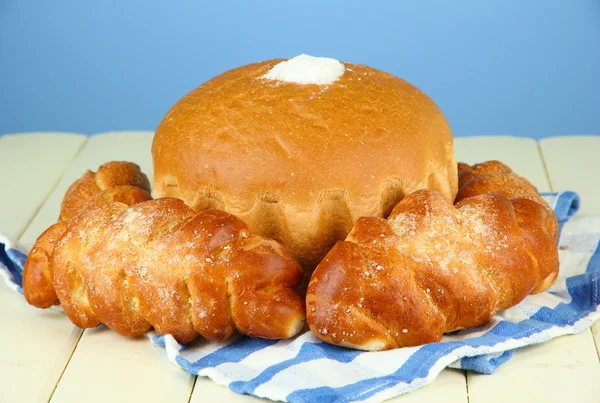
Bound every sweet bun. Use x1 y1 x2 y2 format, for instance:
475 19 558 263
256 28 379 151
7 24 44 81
152 55 457 276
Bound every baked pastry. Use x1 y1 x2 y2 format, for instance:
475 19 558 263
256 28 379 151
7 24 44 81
24 162 153 308
25 198 305 343
23 164 305 343
23 186 152 308
306 160 558 350
59 161 151 221
152 54 458 277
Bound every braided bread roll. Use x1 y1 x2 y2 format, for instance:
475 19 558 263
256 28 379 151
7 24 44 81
24 161 305 342
24 161 152 308
24 197 305 343
306 160 558 351
59 161 151 221
23 186 152 308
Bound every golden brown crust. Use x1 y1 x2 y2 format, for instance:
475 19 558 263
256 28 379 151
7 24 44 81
82 185 152 211
24 160 305 342
25 161 151 310
23 185 152 308
456 160 557 242
306 161 558 351
59 161 151 221
42 199 305 343
152 59 457 272
22 221 68 308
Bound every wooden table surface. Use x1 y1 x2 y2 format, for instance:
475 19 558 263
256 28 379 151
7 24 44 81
1 132 599 403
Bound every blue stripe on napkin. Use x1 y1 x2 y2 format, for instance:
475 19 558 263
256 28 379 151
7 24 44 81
0 239 25 294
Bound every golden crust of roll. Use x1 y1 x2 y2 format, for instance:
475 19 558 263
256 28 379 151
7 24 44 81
25 160 153 309
59 161 151 221
306 161 558 351
24 162 305 343
27 199 305 343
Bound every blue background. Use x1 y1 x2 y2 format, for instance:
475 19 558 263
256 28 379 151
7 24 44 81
1 0 599 139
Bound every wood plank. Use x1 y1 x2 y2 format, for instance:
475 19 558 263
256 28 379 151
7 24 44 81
465 136 600 403
0 133 86 240
539 136 600 215
51 328 195 403
20 131 154 246
595 323 600 362
192 378 265 403
191 368 467 403
454 136 551 192
468 333 600 403
0 277 83 403
27 131 196 403
388 369 467 402
539 135 600 360
0 133 87 403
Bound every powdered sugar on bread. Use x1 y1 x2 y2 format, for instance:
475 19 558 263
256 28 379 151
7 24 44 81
261 54 345 85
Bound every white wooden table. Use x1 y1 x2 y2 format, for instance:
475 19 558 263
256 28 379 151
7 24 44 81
1 132 599 403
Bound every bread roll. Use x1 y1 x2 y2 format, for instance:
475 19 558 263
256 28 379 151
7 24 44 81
59 161 151 221
152 55 457 275
306 161 558 350
26 199 305 343
23 185 152 309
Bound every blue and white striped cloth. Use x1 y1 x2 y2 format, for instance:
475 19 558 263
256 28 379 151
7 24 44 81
2 192 599 403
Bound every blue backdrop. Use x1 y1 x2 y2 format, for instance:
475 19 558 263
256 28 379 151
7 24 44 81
1 1 599 139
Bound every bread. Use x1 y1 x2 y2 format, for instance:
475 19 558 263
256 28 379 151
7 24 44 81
152 55 458 277
24 186 152 308
306 160 558 351
24 198 305 343
25 161 153 309
59 161 151 221
23 162 305 342
456 161 557 240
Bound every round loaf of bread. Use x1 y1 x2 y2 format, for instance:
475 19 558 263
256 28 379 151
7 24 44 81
152 55 457 276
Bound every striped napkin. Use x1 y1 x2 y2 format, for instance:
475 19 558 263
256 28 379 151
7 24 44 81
2 192 599 403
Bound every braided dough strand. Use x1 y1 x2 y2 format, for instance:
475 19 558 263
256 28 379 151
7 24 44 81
29 198 305 343
306 161 558 350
